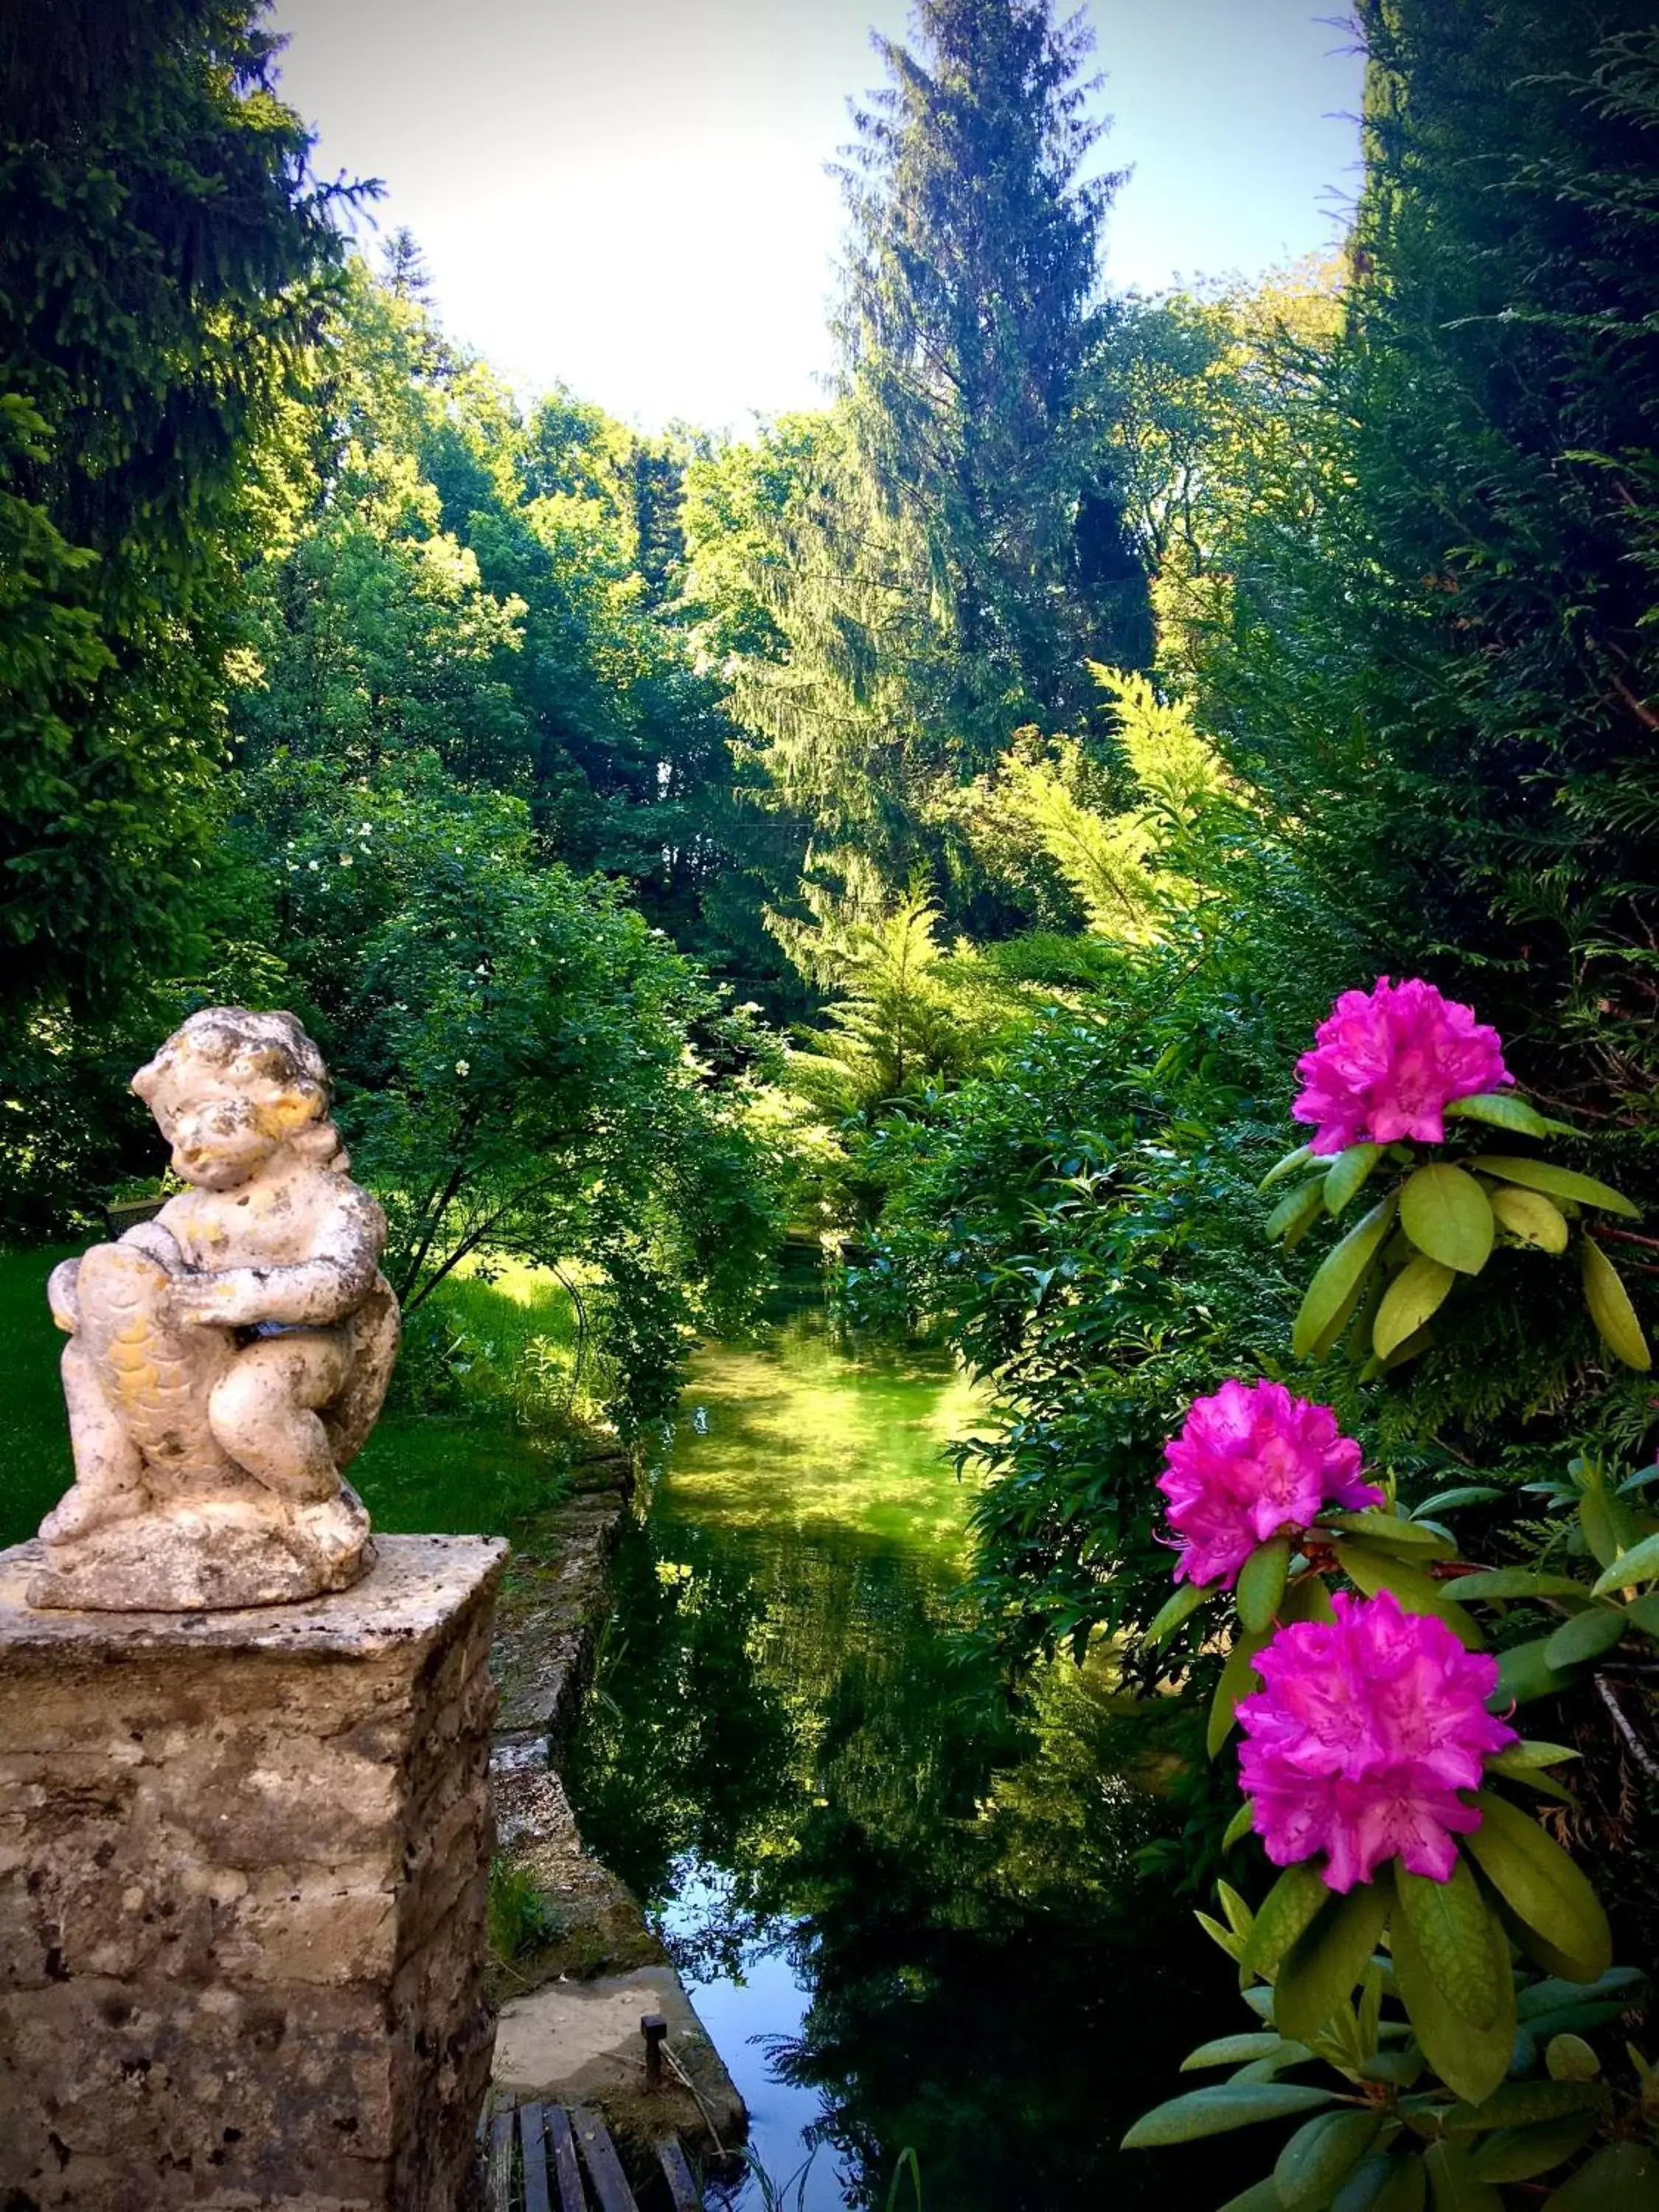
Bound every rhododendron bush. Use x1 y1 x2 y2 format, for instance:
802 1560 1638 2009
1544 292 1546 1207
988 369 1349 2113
1123 984 1659 2208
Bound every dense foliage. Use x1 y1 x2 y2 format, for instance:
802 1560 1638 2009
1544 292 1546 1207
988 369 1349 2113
0 0 352 1010
5 0 1659 2188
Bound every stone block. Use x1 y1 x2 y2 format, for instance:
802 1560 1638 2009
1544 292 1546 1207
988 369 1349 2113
0 1532 507 2211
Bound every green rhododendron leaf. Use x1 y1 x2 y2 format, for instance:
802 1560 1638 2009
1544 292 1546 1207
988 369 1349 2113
1214 2182 1287 2212
1332 1542 1484 1649
1454 1569 1587 1602
1542 2140 1659 2206
1581 1239 1652 1371
1281 1573 1338 1624
1241 1860 1332 1979
1262 1142 1316 1192
1142 1577 1212 1649
1276 2110 1384 2211
1484 1750 1579 1808
1239 1536 1292 1633
1180 2032 1298 2071
1444 1093 1551 1137
1374 1253 1458 1356
1411 1486 1503 1517
1491 1638 1580 1708
1470 2111 1599 2184
1461 1793 1612 1983
1222 1801 1258 1853
1400 1165 1495 1275
1208 1627 1270 1758
1323 1512 1455 1558
1422 2140 1504 2211
1326 1142 1385 1217
1590 1529 1659 1596
1470 1155 1640 1219
1487 1185 1569 1253
1270 1176 1331 1248
1121 2081 1341 2148
1274 1876 1392 2045
1543 2034 1600 2082
1390 1879 1514 2106
1293 1194 1397 1359
1396 1859 1510 2031
1335 2154 1427 2212
1543 1607 1626 1669
1439 2080 1607 2132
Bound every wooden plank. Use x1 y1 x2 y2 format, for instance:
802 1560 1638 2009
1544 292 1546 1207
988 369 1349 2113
655 2135 703 2211
571 2104 639 2212
545 2106 588 2212
521 2101 553 2212
488 2102 515 2211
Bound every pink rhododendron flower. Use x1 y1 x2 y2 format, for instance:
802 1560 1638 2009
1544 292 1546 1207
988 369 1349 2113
1236 1590 1516 1893
1292 976 1512 1155
1158 1380 1381 1588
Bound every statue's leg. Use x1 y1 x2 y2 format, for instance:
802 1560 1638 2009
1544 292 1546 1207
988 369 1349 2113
207 1335 351 1506
38 1341 147 1543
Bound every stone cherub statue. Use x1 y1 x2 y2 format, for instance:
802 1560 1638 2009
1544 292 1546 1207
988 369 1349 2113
29 1008 400 1611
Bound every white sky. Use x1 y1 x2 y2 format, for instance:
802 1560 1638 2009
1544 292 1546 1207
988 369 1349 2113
271 0 1366 433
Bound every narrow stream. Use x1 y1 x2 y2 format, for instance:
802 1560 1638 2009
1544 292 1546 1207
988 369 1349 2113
567 1279 1238 2210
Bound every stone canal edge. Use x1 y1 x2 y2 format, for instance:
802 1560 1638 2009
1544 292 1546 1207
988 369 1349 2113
484 1446 748 2165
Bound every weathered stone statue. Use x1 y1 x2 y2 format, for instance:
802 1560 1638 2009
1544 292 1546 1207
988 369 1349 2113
30 1007 400 1610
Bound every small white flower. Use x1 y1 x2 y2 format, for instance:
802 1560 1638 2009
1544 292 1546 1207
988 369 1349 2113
338 852 353 866
454 1060 470 1076
308 859 320 872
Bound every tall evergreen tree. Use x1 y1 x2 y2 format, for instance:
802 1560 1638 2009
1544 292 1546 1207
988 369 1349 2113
0 0 354 1012
1194 0 1659 1111
838 0 1145 736
720 0 1149 922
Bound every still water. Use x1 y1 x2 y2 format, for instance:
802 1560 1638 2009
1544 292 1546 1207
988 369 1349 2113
566 1286 1238 2211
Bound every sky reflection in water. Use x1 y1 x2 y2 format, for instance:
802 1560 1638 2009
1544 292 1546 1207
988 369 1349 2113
568 1289 1240 2211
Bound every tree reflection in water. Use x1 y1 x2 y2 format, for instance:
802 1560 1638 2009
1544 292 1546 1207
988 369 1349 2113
566 1298 1245 2210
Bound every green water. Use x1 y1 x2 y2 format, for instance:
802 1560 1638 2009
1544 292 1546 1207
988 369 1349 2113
566 1285 1240 2211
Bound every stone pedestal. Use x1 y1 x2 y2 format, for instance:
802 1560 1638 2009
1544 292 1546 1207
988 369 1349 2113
0 1532 507 2211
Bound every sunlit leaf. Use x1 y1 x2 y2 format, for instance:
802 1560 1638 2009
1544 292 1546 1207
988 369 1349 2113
1262 1142 1315 1192
1374 1253 1458 1356
1293 1194 1397 1360
1581 1239 1651 1371
1399 1165 1494 1274
1487 1185 1569 1253
1590 1529 1659 1596
1239 1536 1292 1632
1444 1092 1550 1137
1326 1142 1384 1217
1470 1155 1640 1219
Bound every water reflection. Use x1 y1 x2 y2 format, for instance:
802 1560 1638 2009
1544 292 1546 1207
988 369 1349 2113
567 1293 1239 2209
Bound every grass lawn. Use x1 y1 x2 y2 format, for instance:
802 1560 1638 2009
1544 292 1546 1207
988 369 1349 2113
0 1246 77 1549
0 1245 584 1552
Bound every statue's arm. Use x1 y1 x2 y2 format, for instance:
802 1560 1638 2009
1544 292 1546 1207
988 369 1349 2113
46 1257 80 1335
167 1187 386 1330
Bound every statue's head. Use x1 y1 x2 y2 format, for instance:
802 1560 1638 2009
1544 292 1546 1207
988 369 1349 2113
133 1009 341 1192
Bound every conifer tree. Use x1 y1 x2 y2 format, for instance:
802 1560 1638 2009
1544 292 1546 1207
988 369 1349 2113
0 0 353 1013
720 0 1148 922
838 0 1144 740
